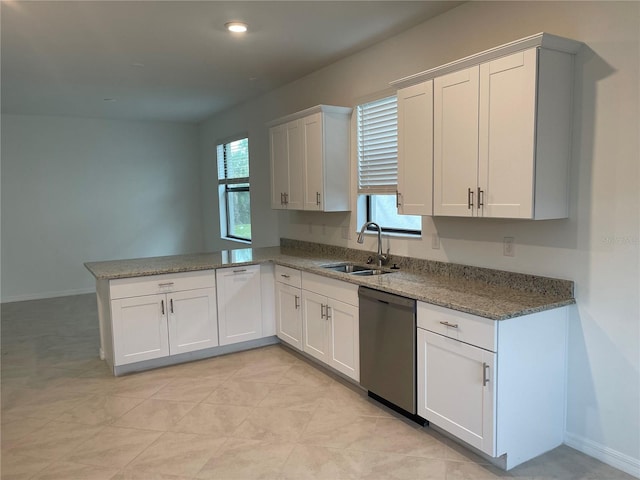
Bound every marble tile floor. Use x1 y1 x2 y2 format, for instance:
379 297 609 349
1 294 635 480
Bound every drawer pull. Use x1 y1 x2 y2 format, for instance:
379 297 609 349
170 298 174 314
161 300 165 315
294 295 300 309
280 274 291 279
482 362 490 386
320 304 325 319
233 269 247 273
326 306 332 320
158 282 174 288
439 321 459 329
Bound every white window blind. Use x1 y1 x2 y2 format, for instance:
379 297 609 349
217 137 249 185
357 95 398 194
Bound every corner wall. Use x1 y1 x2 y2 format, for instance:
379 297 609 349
1 114 204 302
198 1 639 475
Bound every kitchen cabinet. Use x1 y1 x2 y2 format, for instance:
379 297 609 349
110 271 218 366
274 265 303 350
216 264 263 346
301 272 359 381
270 120 303 210
392 33 581 220
417 301 568 469
268 105 352 212
433 66 480 217
397 80 434 216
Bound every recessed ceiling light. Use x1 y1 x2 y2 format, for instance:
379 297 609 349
225 22 248 33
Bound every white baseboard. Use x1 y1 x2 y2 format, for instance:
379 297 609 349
1 287 96 304
565 432 640 478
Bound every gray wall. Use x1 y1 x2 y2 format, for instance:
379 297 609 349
199 1 639 475
1 115 204 301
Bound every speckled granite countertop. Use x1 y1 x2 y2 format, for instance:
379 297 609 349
85 241 575 321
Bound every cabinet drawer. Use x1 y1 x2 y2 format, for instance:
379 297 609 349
275 265 302 288
417 301 496 352
110 270 216 300
301 271 358 307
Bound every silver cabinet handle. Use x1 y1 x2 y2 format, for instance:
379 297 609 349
468 188 474 209
320 304 325 319
280 274 291 279
326 305 332 320
170 298 174 314
477 187 484 208
161 299 165 315
396 190 402 207
284 192 289 205
294 295 300 309
316 192 321 206
158 282 174 287
439 321 459 328
482 362 490 386
233 269 247 273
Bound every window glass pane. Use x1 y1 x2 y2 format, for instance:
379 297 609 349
227 185 251 240
369 194 421 233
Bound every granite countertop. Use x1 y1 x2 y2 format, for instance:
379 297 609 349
85 242 575 321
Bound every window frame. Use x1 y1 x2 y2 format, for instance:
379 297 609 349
217 135 252 243
364 194 422 236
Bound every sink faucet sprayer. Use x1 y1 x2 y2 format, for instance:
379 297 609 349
357 221 388 267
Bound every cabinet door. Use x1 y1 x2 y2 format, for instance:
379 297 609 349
478 49 537 218
418 329 496 456
286 119 305 210
434 66 479 217
275 282 303 350
301 290 329 362
302 112 324 211
327 298 359 381
270 124 288 209
168 287 218 355
397 80 434 216
111 294 169 366
216 265 263 346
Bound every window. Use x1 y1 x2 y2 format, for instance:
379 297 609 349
217 136 251 242
357 96 421 235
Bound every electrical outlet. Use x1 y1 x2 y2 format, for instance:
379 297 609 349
341 226 350 240
503 237 515 257
431 234 440 250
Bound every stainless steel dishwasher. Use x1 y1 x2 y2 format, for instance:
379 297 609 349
359 286 421 421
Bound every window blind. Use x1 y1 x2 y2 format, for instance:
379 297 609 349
217 137 249 185
357 95 398 194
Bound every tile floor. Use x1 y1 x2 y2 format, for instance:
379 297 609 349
1 294 635 480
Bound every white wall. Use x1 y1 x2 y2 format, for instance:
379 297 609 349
1 115 204 302
199 1 639 475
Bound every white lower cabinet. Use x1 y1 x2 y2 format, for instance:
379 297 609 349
417 328 496 455
110 271 217 367
301 272 359 381
274 265 303 350
216 265 263 346
417 301 568 470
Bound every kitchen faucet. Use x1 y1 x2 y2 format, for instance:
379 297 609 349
357 221 388 267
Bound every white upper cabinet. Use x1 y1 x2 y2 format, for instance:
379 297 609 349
397 80 434 216
434 66 480 217
392 32 581 220
268 105 352 212
269 120 304 210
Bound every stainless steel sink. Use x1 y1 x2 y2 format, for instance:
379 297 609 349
321 263 392 275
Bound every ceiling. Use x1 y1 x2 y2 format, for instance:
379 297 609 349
1 1 461 123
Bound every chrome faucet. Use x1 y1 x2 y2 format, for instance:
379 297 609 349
357 221 388 267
